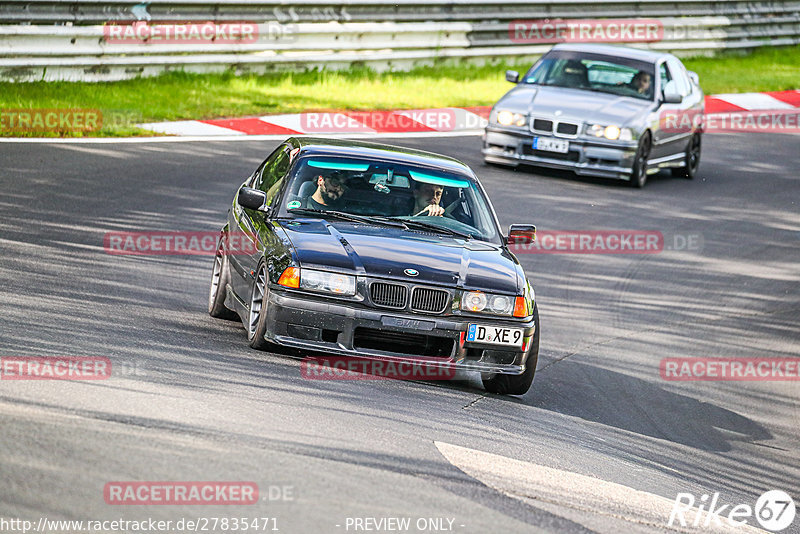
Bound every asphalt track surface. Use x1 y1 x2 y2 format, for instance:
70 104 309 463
1 133 798 534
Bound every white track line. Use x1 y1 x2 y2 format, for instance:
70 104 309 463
0 130 485 144
136 120 245 136
435 441 767 534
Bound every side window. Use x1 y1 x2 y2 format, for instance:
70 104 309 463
667 58 691 96
659 62 672 95
256 146 292 204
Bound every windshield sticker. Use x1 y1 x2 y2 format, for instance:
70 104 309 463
307 160 370 172
408 170 470 188
287 200 301 209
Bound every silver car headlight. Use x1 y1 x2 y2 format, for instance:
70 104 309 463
586 124 633 141
299 269 356 296
496 110 527 127
462 291 527 317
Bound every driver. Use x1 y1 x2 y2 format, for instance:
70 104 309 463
631 71 652 96
411 182 444 216
617 71 652 96
305 170 347 210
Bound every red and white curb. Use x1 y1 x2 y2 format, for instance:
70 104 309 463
136 91 800 137
138 106 491 137
705 90 800 113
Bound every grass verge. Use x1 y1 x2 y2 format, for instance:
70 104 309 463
1 45 798 137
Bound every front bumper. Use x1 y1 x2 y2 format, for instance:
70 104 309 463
262 288 537 376
482 127 638 180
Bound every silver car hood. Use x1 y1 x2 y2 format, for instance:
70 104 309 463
499 85 654 127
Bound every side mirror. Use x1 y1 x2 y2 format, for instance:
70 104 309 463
687 70 699 85
238 187 269 212
507 224 536 245
505 70 520 84
662 80 683 104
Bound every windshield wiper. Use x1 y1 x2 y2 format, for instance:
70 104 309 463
393 218 472 239
285 208 407 228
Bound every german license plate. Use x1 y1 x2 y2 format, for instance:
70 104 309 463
466 324 524 347
533 137 569 153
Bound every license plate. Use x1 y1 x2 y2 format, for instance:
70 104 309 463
533 137 569 153
466 324 524 347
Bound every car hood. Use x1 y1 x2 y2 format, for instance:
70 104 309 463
278 219 521 294
498 84 652 126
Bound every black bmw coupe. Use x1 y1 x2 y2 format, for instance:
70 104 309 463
208 137 539 395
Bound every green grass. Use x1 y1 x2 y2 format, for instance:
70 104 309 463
1 45 798 137
681 46 800 94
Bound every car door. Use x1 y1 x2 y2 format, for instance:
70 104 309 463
651 60 688 160
228 144 292 302
668 57 703 144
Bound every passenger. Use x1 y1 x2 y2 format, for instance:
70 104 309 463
411 182 444 216
305 170 347 210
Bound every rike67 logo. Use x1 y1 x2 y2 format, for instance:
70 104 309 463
668 490 795 531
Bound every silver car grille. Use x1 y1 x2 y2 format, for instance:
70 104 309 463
530 116 581 139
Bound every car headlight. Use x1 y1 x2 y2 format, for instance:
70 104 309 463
586 124 633 141
496 110 527 127
279 267 356 296
461 291 528 317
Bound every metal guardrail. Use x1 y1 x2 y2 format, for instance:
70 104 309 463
1 0 798 81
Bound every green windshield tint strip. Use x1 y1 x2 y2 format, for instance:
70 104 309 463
307 160 370 172
408 170 470 188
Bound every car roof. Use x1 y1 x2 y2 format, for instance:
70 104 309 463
287 137 475 177
550 43 670 63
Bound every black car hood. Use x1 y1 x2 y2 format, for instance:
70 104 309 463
279 219 521 294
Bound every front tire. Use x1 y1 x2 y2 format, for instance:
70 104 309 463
629 132 652 188
672 133 701 179
247 263 272 350
482 306 540 396
208 232 237 320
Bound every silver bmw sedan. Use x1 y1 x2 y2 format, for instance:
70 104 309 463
482 43 704 187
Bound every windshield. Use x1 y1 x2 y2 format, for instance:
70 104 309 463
523 50 655 100
278 156 501 243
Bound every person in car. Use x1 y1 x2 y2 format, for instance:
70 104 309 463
305 170 347 210
631 71 652 96
616 71 652 97
411 182 445 216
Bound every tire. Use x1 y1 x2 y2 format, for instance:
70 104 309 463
672 133 701 179
247 262 272 350
629 132 652 188
482 305 540 396
208 232 237 320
